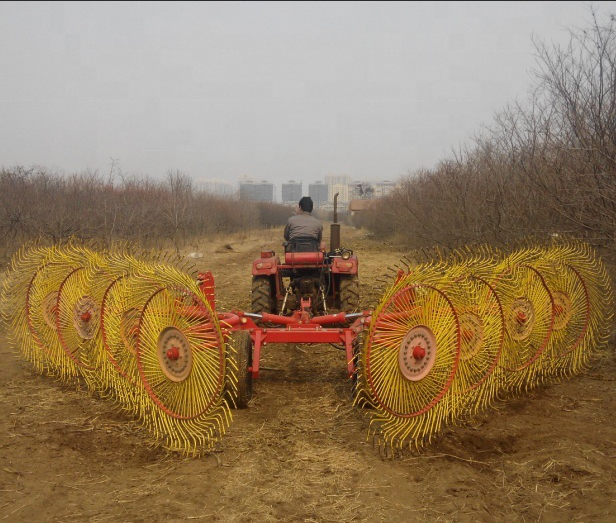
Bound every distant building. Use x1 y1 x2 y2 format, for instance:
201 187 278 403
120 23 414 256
374 180 395 198
281 180 302 205
349 181 375 200
328 183 350 205
308 181 329 208
239 180 274 202
324 174 352 186
324 174 352 204
196 178 235 196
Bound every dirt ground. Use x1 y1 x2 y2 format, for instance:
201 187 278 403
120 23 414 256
1 225 615 522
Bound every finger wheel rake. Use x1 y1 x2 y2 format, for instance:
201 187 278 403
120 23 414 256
99 274 160 406
495 261 554 393
444 274 505 420
547 241 613 360
360 281 460 452
55 252 113 392
1 242 53 370
529 258 590 380
136 283 230 454
25 245 92 379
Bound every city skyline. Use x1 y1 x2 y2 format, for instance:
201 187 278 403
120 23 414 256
235 175 395 204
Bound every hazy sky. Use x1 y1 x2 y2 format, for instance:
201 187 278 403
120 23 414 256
2 1 616 191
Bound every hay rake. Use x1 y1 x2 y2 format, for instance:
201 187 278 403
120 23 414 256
0 238 612 456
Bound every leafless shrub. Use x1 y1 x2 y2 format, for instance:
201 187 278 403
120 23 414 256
365 7 616 257
0 167 290 260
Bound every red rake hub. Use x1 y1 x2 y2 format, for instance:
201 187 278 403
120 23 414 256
166 346 180 361
398 325 437 381
509 297 535 341
41 291 60 330
156 327 193 382
412 345 426 360
72 296 99 340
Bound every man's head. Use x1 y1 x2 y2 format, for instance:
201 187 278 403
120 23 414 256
298 196 314 213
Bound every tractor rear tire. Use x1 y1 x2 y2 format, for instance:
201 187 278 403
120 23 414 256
339 275 360 313
226 330 253 409
252 276 275 315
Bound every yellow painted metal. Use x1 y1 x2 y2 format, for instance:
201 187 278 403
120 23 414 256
355 240 612 453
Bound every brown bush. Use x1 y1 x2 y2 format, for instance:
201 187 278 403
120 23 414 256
364 7 616 259
0 167 290 260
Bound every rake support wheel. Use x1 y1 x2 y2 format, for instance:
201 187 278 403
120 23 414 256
226 330 253 408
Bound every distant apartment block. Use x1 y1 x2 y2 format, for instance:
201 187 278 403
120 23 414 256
329 183 350 204
349 181 375 200
308 181 328 208
281 180 302 204
375 180 395 197
325 174 352 204
324 174 352 186
197 178 235 196
239 180 274 202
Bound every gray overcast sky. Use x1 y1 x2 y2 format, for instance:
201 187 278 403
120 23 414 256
1 1 616 190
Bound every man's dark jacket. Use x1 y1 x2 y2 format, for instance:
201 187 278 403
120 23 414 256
284 212 323 243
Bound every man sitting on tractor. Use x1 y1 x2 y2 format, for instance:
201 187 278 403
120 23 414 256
284 196 323 252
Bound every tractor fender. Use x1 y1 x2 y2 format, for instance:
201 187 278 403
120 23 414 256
252 256 279 276
331 255 358 274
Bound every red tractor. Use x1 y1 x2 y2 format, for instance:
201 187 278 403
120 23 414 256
206 198 369 408
250 242 359 317
250 197 359 317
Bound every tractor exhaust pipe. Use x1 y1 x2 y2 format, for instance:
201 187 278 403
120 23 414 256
330 192 341 251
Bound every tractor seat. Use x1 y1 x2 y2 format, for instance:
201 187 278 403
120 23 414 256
285 236 320 253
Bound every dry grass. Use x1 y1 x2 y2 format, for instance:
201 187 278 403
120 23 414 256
1 226 615 522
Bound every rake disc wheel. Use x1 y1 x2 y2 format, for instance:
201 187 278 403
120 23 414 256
498 264 554 372
119 308 140 353
136 285 226 419
41 291 59 330
365 283 460 418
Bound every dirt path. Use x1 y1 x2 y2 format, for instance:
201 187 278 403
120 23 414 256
1 225 615 522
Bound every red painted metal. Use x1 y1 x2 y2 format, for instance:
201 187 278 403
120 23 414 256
213 308 370 379
56 266 96 370
198 263 368 381
166 346 180 360
25 264 56 356
557 264 590 357
412 345 426 359
284 252 324 265
460 275 505 393
100 275 139 384
197 272 216 312
331 257 358 274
